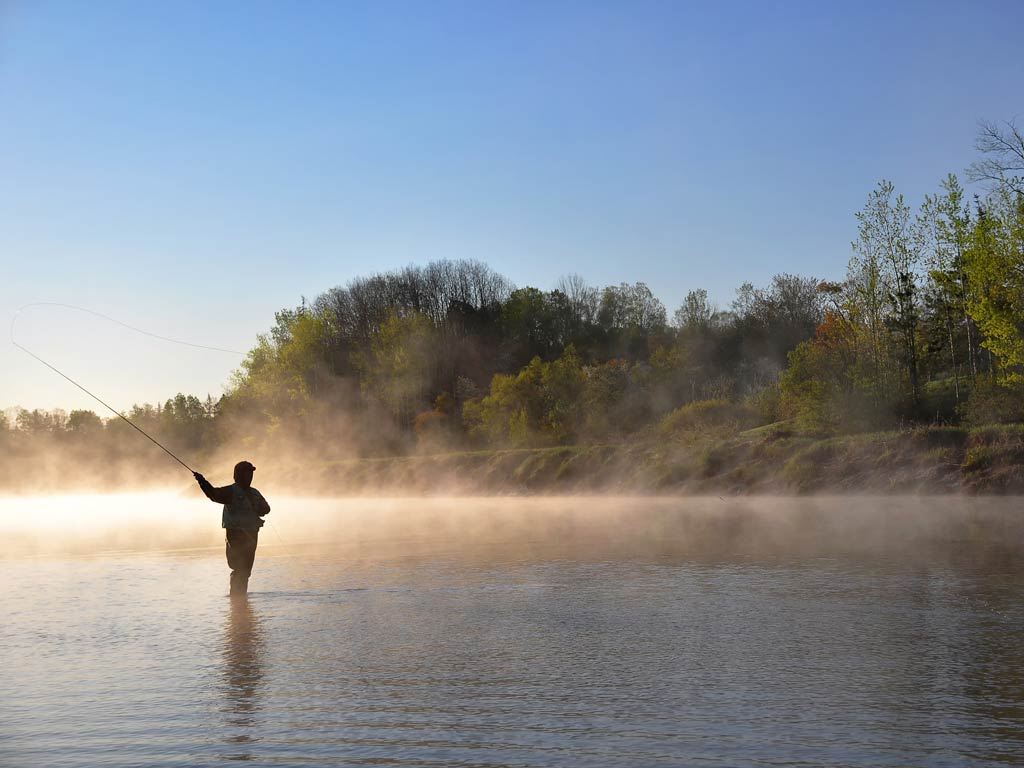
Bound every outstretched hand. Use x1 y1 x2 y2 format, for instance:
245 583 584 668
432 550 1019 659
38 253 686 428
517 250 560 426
193 471 206 483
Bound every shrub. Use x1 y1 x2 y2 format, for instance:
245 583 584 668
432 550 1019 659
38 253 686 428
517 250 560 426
961 381 1024 426
659 399 759 436
962 444 993 472
746 385 782 424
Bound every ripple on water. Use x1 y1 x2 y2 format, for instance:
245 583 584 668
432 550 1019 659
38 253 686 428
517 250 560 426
3 495 1024 766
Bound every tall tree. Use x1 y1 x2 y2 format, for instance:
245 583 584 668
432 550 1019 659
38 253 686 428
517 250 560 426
556 273 599 328
852 180 923 405
964 192 1024 379
67 409 103 435
673 289 714 331
920 174 978 396
356 311 437 426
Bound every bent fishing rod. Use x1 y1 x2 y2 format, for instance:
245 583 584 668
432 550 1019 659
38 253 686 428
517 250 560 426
10 303 245 475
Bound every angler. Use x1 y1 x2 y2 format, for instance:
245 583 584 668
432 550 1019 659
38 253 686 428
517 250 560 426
13 303 278 597
194 461 271 596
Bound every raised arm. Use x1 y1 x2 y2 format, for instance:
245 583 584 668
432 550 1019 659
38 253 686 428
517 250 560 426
194 473 234 505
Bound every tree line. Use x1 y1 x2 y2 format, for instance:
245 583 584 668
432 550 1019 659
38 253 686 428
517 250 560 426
4 117 1023 461
2 395 218 449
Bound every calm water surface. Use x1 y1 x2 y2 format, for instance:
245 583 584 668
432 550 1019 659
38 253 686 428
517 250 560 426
2 495 1024 767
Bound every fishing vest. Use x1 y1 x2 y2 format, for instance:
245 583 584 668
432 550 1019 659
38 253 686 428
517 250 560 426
221 483 268 530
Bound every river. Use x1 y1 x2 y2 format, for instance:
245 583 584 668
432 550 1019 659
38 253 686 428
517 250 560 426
2 494 1023 766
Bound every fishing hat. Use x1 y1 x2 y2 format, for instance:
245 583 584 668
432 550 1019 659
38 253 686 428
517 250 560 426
233 460 256 480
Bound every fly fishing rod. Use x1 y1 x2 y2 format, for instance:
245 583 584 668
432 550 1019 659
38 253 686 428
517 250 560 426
12 333 197 472
12 303 287 547
10 303 245 475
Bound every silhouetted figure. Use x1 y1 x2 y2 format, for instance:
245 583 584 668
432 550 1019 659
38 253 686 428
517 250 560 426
195 461 271 596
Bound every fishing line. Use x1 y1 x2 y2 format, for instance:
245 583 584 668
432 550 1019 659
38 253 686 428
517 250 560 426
12 303 287 545
15 302 247 355
10 306 201 473
11 302 247 470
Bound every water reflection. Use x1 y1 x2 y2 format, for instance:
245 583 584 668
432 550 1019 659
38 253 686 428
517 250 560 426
220 596 265 761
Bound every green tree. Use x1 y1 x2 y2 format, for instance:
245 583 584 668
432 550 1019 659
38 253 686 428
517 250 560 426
226 308 332 438
920 174 978 396
67 409 103 435
852 180 923 406
780 312 886 432
540 344 585 442
16 408 67 435
964 191 1024 380
581 359 633 438
356 310 437 426
161 394 209 450
600 282 667 332
673 289 714 331
501 287 557 365
463 349 588 447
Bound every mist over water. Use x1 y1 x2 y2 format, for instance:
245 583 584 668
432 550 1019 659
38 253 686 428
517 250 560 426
3 495 1024 766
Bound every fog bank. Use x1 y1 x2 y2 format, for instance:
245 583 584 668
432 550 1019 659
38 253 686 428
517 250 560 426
3 494 1022 567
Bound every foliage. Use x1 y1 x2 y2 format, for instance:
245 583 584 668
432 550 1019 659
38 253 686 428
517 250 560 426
67 409 104 435
779 312 887 433
963 191 1024 377
960 380 1024 426
852 179 923 404
463 346 588 447
356 310 437 425
11 118 1024 467
228 309 330 417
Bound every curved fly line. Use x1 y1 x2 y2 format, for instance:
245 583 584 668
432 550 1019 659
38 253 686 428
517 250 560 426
10 302 248 473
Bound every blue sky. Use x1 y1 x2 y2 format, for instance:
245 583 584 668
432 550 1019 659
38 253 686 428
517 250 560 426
2 0 1022 412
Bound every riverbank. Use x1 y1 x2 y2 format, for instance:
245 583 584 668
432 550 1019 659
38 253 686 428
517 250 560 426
281 423 1024 496
3 423 1022 496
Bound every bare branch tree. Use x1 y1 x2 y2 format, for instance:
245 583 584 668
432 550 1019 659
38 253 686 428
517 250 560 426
968 118 1024 195
556 273 598 325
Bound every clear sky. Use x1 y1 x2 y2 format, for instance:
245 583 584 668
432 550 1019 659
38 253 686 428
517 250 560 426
2 0 1022 413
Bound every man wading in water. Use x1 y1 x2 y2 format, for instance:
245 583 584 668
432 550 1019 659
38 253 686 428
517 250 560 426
194 461 271 596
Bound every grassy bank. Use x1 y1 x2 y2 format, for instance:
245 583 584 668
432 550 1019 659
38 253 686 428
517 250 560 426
280 423 1024 496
